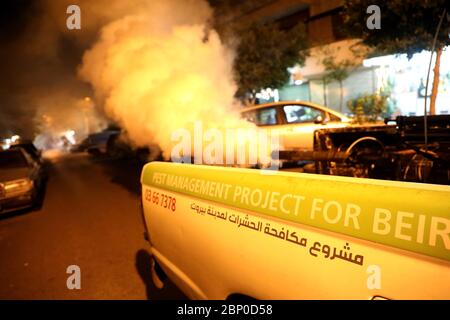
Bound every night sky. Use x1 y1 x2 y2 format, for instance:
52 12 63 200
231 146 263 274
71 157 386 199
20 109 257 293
0 0 96 138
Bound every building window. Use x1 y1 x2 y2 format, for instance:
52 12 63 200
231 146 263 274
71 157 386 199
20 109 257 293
331 8 347 41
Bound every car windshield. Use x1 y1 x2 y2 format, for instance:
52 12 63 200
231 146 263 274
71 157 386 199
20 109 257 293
0 150 28 169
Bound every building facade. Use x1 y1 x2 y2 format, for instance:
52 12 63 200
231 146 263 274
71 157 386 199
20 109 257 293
215 0 450 116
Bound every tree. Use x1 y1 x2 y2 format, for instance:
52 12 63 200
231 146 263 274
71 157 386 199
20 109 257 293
234 22 309 103
342 0 450 115
324 61 350 112
347 93 389 123
317 44 369 111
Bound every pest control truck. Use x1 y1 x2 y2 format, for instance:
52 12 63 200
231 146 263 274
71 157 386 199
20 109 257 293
140 162 450 299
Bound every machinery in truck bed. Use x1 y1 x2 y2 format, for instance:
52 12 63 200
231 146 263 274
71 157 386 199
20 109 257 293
279 115 450 185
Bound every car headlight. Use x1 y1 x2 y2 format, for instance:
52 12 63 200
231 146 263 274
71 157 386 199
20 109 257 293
3 178 34 193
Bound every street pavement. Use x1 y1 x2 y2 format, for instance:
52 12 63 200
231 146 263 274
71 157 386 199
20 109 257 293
0 153 186 299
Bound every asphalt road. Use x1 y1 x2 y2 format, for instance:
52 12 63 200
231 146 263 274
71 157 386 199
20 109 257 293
0 153 187 300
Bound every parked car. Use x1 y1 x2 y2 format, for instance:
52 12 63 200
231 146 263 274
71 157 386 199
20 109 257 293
106 130 162 163
10 140 43 164
0 148 44 214
241 101 352 151
72 129 121 155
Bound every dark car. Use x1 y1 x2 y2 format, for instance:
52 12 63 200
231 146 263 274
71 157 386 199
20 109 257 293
10 140 43 164
0 148 44 214
71 129 121 155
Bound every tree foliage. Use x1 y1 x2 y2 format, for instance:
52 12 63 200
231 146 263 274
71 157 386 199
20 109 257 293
234 22 309 100
342 0 450 58
347 93 389 123
342 0 449 115
317 44 369 110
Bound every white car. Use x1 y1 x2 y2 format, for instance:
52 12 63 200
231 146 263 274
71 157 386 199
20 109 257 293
241 101 352 151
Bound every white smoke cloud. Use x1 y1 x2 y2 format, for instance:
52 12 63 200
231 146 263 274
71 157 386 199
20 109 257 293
79 0 250 159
